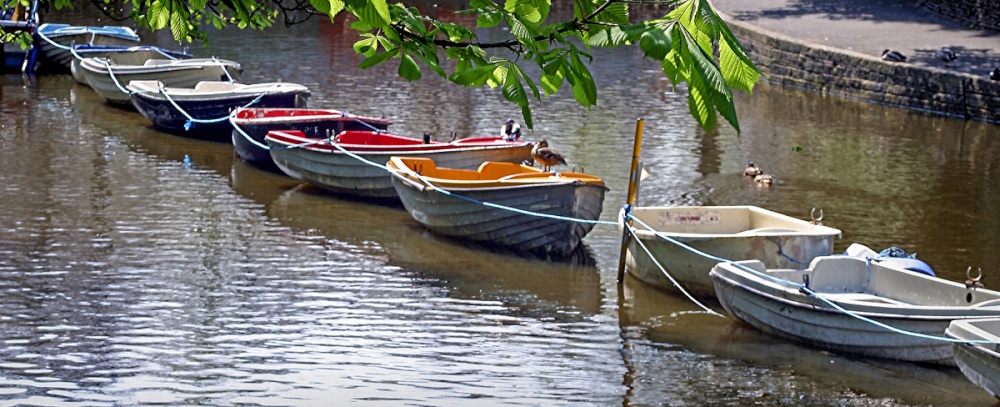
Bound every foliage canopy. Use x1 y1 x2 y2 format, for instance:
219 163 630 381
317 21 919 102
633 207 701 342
5 0 760 132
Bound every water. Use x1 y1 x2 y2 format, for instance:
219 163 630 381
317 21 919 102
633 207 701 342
2 5 1000 406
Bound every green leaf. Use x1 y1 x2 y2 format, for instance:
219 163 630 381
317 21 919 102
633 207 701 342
169 10 187 41
566 54 596 106
486 64 507 88
592 2 629 25
148 0 169 30
417 45 447 77
511 63 541 100
502 66 529 108
350 20 372 32
520 105 533 129
449 63 497 87
719 38 759 94
505 0 549 25
346 0 390 31
358 48 398 69
685 62 716 131
506 14 535 44
476 11 503 28
353 35 378 56
398 51 421 81
310 0 330 14
693 0 720 41
639 28 671 60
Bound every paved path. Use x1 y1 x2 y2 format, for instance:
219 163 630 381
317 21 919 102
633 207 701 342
711 0 1000 79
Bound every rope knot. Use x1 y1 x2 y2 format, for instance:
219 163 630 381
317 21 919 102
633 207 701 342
622 204 633 221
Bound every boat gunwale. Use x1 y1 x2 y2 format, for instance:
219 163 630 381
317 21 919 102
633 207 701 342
619 206 842 239
126 81 310 100
387 157 606 191
36 23 139 41
265 130 532 154
230 108 391 126
711 261 1000 319
78 57 241 75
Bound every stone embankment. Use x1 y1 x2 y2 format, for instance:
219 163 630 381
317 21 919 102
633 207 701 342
712 1 1000 124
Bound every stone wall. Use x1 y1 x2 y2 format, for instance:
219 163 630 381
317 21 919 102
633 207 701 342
723 18 1000 124
920 0 1000 33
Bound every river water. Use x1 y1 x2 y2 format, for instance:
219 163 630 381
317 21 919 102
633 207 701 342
1 4 999 406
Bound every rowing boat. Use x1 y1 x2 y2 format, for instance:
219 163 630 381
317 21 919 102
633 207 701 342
388 156 607 257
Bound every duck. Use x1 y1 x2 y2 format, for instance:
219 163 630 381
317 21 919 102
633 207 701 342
881 49 907 62
743 161 762 177
754 172 773 186
935 47 957 64
990 68 1000 81
531 139 567 172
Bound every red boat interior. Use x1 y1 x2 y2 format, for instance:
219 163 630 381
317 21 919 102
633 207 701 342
231 108 392 125
335 130 432 146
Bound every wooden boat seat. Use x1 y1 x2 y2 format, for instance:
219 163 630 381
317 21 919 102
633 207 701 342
734 227 802 236
193 81 238 92
142 59 173 67
477 161 526 179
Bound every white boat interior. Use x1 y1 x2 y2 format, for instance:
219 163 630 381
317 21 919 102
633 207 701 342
724 256 1000 312
627 205 839 238
127 80 309 99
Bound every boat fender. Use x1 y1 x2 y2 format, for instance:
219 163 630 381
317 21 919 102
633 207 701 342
877 246 935 277
842 243 935 276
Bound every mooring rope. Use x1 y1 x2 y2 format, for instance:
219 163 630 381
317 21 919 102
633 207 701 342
34 28 73 51
212 56 236 83
319 141 617 226
622 215 725 317
270 128 1000 346
156 84 268 131
229 111 386 152
342 111 387 133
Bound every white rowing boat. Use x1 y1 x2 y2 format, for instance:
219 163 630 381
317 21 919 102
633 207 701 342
711 256 1000 364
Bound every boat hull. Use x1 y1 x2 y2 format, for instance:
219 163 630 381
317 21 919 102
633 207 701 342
129 85 308 139
947 319 1000 399
392 175 606 257
34 24 139 72
266 132 533 198
70 45 192 85
79 57 242 105
711 257 1000 364
231 108 391 168
619 206 841 297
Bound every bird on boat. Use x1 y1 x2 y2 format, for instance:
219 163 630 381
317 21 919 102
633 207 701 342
743 161 762 177
935 47 957 64
531 139 567 172
881 49 907 62
990 68 1000 81
754 172 773 186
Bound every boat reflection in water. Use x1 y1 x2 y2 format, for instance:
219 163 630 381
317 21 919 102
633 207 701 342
231 159 605 316
618 274 995 405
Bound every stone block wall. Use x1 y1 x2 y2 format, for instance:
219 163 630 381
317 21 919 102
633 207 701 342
724 18 1000 124
920 0 1000 33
